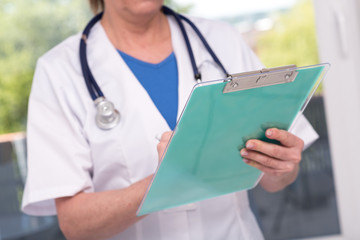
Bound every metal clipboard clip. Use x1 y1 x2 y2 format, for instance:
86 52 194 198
223 65 298 93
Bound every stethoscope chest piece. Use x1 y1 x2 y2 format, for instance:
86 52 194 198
95 97 120 130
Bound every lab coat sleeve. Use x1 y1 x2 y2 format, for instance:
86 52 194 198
289 113 319 150
22 57 94 216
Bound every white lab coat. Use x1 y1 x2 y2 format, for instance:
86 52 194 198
22 14 318 240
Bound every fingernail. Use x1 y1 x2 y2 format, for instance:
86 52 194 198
266 129 273 137
241 149 248 156
243 159 250 164
246 142 254 149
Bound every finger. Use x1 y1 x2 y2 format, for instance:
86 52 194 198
160 131 172 143
157 131 173 161
157 141 167 160
245 140 293 161
265 128 304 149
242 158 294 177
240 149 293 170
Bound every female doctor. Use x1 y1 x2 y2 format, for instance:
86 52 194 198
22 0 318 239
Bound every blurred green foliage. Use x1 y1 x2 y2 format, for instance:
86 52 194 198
256 0 322 94
0 0 91 134
165 0 193 13
0 0 190 134
256 0 319 67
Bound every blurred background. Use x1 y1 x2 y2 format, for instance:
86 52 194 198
0 0 359 239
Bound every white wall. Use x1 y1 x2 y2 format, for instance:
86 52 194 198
313 0 360 239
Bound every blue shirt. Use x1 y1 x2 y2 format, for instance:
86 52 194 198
118 50 179 130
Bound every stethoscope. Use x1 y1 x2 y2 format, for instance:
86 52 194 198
80 6 229 130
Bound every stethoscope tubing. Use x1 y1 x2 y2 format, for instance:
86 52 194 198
178 14 229 78
80 12 104 100
162 6 201 81
163 6 229 80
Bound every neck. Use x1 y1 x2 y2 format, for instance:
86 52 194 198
101 6 172 63
102 5 164 35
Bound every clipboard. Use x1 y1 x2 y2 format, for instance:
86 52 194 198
137 63 330 216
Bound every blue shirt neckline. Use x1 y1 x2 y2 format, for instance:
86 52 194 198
117 50 175 69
